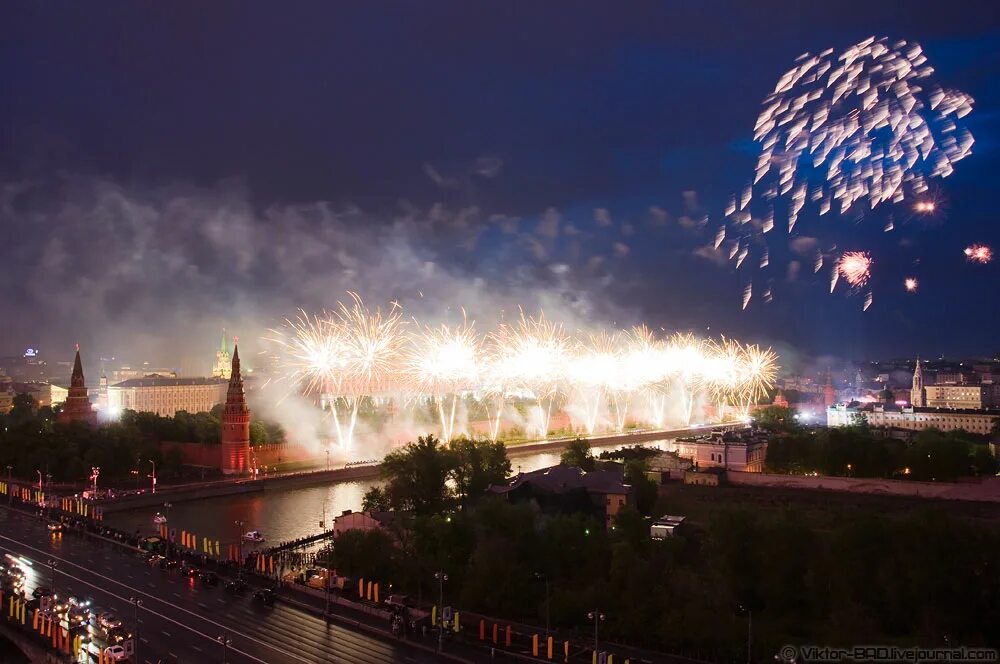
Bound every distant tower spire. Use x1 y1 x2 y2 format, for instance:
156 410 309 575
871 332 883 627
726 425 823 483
911 356 925 407
212 328 232 379
59 346 96 425
823 368 836 407
220 343 250 475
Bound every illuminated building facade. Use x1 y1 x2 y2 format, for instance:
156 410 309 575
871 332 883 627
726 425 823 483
108 376 227 416
827 403 998 436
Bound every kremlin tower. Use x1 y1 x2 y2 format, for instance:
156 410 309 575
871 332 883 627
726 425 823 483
58 346 97 425
220 343 250 475
212 330 232 380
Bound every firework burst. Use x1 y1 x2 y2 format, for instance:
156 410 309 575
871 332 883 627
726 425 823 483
837 251 873 288
267 296 781 448
404 317 480 443
964 244 993 264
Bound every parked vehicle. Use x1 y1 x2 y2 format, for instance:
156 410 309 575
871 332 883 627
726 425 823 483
103 645 127 661
107 626 132 644
252 589 275 606
98 612 123 631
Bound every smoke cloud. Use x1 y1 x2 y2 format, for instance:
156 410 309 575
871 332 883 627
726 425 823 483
1 175 645 373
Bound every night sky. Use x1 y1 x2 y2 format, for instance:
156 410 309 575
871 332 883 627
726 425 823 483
2 2 999 371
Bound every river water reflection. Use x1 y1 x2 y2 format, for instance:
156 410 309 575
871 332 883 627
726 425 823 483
107 439 678 547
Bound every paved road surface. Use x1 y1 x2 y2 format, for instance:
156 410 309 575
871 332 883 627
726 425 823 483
0 507 448 664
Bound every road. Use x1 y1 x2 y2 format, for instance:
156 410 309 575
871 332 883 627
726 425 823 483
0 507 452 664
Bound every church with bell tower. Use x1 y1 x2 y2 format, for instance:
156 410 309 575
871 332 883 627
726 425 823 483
911 357 926 407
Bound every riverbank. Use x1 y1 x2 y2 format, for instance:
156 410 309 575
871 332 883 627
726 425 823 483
100 424 725 511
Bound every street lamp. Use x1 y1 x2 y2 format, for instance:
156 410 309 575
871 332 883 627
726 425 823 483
534 572 550 637
235 520 245 578
148 459 157 494
434 571 448 652
90 466 100 498
587 609 605 655
129 596 143 663
217 633 232 663
737 603 753 664
46 559 58 598
163 502 173 557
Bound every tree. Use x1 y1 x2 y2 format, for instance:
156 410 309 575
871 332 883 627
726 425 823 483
362 486 391 512
381 435 453 515
560 438 596 471
249 420 268 445
751 405 798 432
448 437 511 507
623 459 658 516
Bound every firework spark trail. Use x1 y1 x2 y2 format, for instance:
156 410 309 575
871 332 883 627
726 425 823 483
266 295 780 448
837 251 873 288
404 317 480 443
748 36 973 217
739 344 778 417
964 244 993 264
487 311 569 438
724 36 974 304
904 277 918 292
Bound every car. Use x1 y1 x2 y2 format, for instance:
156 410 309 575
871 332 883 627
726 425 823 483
103 645 127 661
68 598 92 626
52 597 70 615
46 522 63 533
385 594 415 611
252 589 275 606
224 579 247 594
98 612 122 631
199 571 219 585
32 586 52 599
147 554 165 567
158 558 179 570
180 563 200 578
107 626 132 644
69 606 91 626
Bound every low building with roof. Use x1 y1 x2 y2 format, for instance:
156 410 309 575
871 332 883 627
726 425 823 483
488 463 632 529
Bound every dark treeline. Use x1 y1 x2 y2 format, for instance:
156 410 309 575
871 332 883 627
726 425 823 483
326 436 1000 659
0 395 284 483
756 406 999 480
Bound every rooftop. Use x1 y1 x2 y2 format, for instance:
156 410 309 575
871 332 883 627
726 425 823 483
489 463 630 496
111 375 227 388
